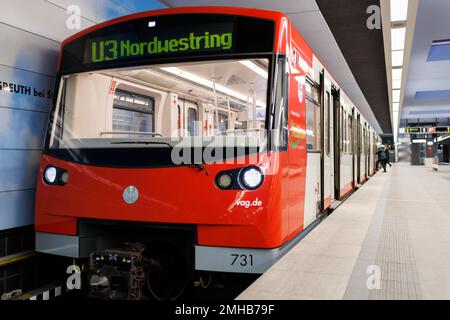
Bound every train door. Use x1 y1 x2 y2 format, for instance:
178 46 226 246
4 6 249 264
362 125 367 180
332 87 340 200
304 77 322 224
351 108 356 187
356 114 361 184
319 71 325 212
180 99 199 136
323 83 333 209
367 129 373 177
366 128 370 177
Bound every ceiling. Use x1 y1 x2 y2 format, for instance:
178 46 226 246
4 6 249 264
402 0 450 124
162 0 388 133
316 0 391 133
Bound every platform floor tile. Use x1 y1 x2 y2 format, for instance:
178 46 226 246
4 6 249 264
238 163 450 300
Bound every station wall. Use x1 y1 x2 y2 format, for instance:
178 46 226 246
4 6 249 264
0 0 165 232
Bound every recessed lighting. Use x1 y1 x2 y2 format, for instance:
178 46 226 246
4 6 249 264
393 89 401 102
391 0 409 22
391 27 406 50
415 90 450 99
392 68 403 81
148 21 156 27
392 79 401 89
428 40 450 61
161 66 266 107
239 61 268 79
392 50 404 66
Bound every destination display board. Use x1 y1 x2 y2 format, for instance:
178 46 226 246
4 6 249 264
60 14 275 74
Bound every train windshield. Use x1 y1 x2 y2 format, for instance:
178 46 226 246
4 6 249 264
49 58 269 153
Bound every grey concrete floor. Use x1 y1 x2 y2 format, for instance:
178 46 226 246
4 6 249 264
238 163 450 300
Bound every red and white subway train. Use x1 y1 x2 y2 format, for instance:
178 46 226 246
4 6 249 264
35 7 380 298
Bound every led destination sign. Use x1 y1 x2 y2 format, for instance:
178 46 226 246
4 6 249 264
60 14 275 74
86 28 234 64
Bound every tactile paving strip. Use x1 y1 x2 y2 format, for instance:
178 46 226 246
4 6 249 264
344 172 422 300
368 207 422 300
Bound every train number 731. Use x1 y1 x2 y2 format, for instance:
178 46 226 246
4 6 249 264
231 254 254 267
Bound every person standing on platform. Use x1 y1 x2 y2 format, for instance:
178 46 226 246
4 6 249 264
376 143 387 173
384 144 392 168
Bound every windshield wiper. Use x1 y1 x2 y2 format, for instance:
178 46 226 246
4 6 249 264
110 140 174 149
101 131 163 137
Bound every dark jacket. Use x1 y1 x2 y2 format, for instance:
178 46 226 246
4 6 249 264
377 147 387 161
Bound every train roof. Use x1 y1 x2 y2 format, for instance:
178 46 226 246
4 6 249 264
61 7 285 47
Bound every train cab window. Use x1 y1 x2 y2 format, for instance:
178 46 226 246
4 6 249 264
187 107 198 136
306 79 321 151
112 89 155 136
49 58 269 152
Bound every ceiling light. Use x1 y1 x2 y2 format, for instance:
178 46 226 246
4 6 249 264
161 67 265 107
392 50 404 66
391 0 409 22
391 27 406 50
392 79 401 89
428 40 450 61
393 89 401 102
392 68 403 81
239 61 268 79
393 102 400 112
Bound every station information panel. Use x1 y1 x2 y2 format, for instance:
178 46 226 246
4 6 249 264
400 127 450 134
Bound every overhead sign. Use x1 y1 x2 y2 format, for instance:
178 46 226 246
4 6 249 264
403 126 450 134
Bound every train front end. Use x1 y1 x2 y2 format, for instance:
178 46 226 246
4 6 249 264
35 8 299 298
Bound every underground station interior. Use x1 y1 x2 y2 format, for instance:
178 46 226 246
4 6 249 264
2 0 450 313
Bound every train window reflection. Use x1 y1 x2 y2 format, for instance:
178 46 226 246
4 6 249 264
49 58 269 149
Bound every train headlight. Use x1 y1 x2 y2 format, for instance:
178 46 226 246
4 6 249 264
239 166 264 190
43 166 69 186
216 172 233 190
44 166 57 184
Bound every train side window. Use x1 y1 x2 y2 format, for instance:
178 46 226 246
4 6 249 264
348 114 353 154
187 107 198 136
112 89 155 135
324 91 330 156
306 79 321 152
273 56 288 150
306 100 321 151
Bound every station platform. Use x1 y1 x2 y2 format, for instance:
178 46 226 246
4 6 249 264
238 163 450 300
